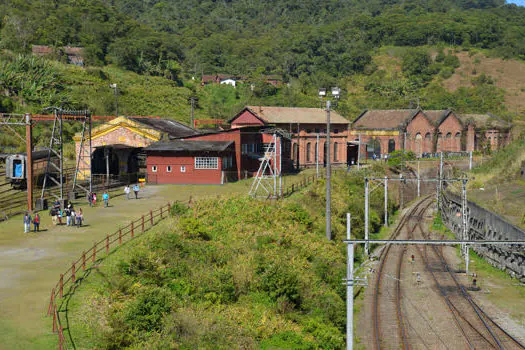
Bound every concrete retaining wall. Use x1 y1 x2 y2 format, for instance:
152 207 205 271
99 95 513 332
441 191 525 281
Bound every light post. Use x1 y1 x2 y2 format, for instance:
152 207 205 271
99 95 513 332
319 87 340 241
110 83 118 117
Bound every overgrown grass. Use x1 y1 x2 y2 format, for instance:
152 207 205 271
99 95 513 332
66 170 391 348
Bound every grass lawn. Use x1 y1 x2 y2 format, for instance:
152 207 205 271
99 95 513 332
0 171 316 349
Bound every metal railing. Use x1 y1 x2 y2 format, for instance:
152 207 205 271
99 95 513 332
46 199 190 349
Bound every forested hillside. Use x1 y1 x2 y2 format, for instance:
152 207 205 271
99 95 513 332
1 0 525 148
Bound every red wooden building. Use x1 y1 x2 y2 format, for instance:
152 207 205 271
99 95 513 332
144 140 234 185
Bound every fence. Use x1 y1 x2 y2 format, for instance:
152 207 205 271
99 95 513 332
46 199 188 349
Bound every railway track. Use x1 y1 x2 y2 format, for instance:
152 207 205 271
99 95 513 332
411 216 525 349
371 196 524 349
372 195 434 349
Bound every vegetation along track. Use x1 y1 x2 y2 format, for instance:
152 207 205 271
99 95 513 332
372 195 434 350
409 203 525 349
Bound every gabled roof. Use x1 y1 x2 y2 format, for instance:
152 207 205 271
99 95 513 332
132 117 199 139
231 106 349 125
144 140 233 152
352 109 419 130
457 113 511 129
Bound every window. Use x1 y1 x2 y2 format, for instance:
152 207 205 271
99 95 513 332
314 128 320 134
241 144 248 154
249 144 255 153
425 132 431 140
166 165 172 173
180 166 186 173
306 143 311 162
195 157 218 169
306 129 312 134
446 132 452 139
315 142 318 162
455 132 461 138
151 165 157 173
334 129 339 134
333 142 338 161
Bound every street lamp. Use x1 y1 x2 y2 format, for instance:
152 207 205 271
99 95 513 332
110 83 118 117
319 87 340 241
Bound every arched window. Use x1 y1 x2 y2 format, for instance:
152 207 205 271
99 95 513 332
333 142 338 161
446 132 452 139
455 132 461 138
425 132 431 140
437 132 443 139
388 139 395 153
306 143 311 162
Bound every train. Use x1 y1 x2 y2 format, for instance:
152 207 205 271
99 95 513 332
4 150 57 189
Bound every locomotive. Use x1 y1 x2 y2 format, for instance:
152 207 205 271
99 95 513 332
5 150 56 189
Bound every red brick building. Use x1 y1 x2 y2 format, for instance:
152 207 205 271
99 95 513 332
144 140 234 185
351 109 511 157
230 106 350 168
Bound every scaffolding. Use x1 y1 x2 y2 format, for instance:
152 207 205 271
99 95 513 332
249 128 291 199
40 107 91 203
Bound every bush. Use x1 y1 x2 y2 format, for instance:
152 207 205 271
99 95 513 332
170 201 189 216
123 286 172 331
258 262 301 308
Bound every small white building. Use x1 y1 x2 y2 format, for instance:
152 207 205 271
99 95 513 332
220 79 236 87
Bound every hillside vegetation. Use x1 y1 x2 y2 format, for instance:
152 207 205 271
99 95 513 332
67 170 391 348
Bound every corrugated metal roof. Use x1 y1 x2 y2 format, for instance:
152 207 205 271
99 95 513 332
144 140 233 152
353 109 418 130
132 118 199 138
245 106 350 125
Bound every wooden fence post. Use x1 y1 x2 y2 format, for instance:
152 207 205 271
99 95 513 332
119 228 123 244
58 325 64 350
106 234 110 254
72 261 76 283
141 215 145 232
47 288 55 316
52 305 58 333
160 206 163 219
150 210 153 225
82 251 86 271
59 274 63 298
168 202 171 214
92 242 97 263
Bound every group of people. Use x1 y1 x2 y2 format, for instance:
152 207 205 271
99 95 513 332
23 212 40 233
123 183 141 200
24 182 143 233
49 202 84 227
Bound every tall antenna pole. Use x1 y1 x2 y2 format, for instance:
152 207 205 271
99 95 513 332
25 114 33 211
316 133 319 178
326 101 332 240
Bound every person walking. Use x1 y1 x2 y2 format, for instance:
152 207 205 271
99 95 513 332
88 192 93 207
77 208 83 227
65 205 72 226
23 212 32 233
103 191 109 207
124 185 130 200
33 213 40 232
133 183 140 199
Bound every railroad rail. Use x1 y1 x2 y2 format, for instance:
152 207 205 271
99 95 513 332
370 196 525 349
372 195 434 349
412 212 525 349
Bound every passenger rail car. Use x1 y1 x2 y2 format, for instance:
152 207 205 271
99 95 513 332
5 150 57 189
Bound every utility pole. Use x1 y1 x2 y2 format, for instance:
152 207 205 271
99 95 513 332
279 135 282 197
316 133 319 178
110 84 118 117
188 96 197 128
469 151 473 170
417 160 421 198
318 87 340 241
105 147 110 188
384 176 388 227
357 134 361 170
25 114 33 211
364 177 369 256
437 152 443 210
346 212 353 350
273 133 277 199
326 101 332 240
462 179 469 275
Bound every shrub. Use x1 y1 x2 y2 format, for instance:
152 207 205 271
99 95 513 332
178 216 211 240
258 262 301 308
123 286 172 331
260 331 315 349
170 201 190 216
